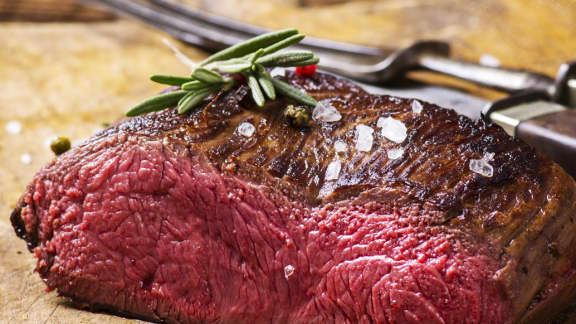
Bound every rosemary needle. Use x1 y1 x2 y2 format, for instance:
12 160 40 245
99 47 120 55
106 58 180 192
193 68 224 84
271 78 317 106
257 51 315 67
150 75 193 86
260 34 305 56
199 28 298 66
248 74 265 107
126 90 187 117
258 72 276 100
127 28 319 117
181 80 205 91
177 88 214 114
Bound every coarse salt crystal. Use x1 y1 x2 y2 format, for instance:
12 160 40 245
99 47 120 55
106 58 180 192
479 54 501 67
20 153 32 165
377 117 407 143
411 100 423 114
469 152 495 177
325 160 341 181
284 265 295 279
355 124 374 152
237 122 255 137
387 147 404 160
5 121 22 134
470 160 493 178
312 100 342 123
334 140 347 153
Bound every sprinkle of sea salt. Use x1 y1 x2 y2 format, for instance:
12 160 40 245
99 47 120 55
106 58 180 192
479 54 500 67
355 124 374 152
237 122 256 138
5 121 22 134
284 265 295 279
387 147 404 160
325 160 341 181
162 38 197 72
334 140 347 153
312 100 342 123
20 153 32 165
377 117 407 143
469 152 495 177
411 100 423 114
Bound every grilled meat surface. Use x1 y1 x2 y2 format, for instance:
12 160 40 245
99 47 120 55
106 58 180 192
11 71 576 323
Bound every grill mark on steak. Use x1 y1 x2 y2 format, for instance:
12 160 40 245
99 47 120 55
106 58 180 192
10 71 576 323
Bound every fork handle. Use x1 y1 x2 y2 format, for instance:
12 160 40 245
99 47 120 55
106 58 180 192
416 54 555 95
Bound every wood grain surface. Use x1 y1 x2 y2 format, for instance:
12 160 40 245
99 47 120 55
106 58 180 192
1 0 576 323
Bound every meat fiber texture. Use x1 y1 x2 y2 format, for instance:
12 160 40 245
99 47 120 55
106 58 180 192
11 71 576 324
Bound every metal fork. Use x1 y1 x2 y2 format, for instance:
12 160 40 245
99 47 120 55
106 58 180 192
89 0 576 106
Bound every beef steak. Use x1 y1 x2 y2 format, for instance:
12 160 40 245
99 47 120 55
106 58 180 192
11 72 576 323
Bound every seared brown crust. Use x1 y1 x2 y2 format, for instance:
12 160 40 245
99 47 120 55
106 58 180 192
101 72 542 209
12 71 576 323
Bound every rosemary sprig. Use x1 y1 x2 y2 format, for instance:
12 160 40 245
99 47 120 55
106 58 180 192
126 29 319 117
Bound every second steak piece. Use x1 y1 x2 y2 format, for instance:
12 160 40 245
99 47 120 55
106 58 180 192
11 72 576 323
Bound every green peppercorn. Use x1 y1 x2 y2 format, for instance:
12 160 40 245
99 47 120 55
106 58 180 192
50 136 71 156
284 105 310 127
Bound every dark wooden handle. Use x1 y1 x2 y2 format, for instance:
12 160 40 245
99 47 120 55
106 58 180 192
0 0 115 22
517 110 576 179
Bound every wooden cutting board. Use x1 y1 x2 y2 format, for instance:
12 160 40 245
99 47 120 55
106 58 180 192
1 0 576 323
